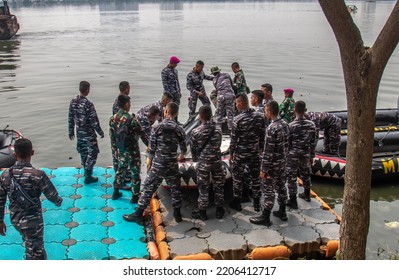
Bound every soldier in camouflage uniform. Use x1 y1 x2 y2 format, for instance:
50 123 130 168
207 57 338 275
123 102 187 224
0 139 62 260
229 94 265 212
110 95 148 202
137 93 173 140
161 56 181 105
231 62 250 95
250 101 289 226
210 66 236 132
306 111 342 155
261 83 274 106
250 90 265 115
286 101 318 209
186 60 212 118
279 88 296 123
190 105 225 220
68 81 105 184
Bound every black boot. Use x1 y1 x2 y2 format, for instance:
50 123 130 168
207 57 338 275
298 188 311 202
286 195 298 209
241 187 252 203
112 188 122 200
229 198 242 211
216 207 225 219
253 197 260 212
123 207 144 224
173 208 182 223
273 203 288 221
249 209 272 226
84 169 98 184
191 209 208 221
130 193 139 204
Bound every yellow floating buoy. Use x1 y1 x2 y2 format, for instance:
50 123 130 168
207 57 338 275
325 240 340 258
152 211 163 229
147 241 160 260
173 253 214 260
248 246 291 260
158 241 170 260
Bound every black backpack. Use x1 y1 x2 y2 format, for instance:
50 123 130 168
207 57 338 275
8 168 37 209
115 115 134 151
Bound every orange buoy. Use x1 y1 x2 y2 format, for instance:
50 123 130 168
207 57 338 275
152 211 163 229
325 240 340 258
249 246 291 260
155 225 165 236
147 241 160 260
173 253 213 260
158 241 170 260
150 198 160 214
156 230 166 245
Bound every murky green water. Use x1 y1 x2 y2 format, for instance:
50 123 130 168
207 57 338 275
1 0 399 259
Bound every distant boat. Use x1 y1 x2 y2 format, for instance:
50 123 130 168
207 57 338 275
0 0 19 40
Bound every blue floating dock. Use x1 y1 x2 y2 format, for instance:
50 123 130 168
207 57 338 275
0 166 148 260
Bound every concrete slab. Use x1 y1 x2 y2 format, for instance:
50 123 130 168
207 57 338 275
207 232 248 260
279 225 321 255
245 228 284 251
169 237 209 259
301 209 338 224
314 223 340 244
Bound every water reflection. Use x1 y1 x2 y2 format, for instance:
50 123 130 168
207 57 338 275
99 0 139 12
0 40 20 92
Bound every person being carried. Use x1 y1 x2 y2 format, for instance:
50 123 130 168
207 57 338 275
109 95 148 202
231 62 250 95
190 105 225 220
186 60 213 119
68 81 105 184
306 111 342 155
123 102 187 224
0 138 62 260
279 88 296 123
286 101 318 209
137 92 173 141
250 101 289 226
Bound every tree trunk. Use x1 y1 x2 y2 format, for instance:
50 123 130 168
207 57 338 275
318 0 399 259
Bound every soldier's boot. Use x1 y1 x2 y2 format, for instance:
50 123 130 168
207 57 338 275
130 193 139 204
286 195 298 209
173 208 183 223
216 207 225 219
112 188 122 200
273 203 288 221
123 207 144 225
298 188 311 202
191 209 208 221
253 197 260 212
241 187 251 203
229 197 242 211
84 169 98 184
249 209 272 226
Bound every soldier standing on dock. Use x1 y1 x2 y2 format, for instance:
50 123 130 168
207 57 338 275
68 81 105 184
231 62 250 95
123 102 187 224
161 56 182 106
279 88 296 123
0 138 63 260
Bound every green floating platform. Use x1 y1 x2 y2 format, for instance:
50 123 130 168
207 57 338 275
0 166 148 260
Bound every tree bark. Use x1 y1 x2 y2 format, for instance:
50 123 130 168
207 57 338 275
318 0 399 259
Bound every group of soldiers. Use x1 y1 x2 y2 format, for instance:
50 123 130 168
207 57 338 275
0 56 343 259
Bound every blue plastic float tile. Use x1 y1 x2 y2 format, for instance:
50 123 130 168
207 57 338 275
108 222 144 241
67 241 108 260
52 167 80 177
92 167 107 177
44 225 70 243
70 224 107 242
106 168 115 176
45 242 68 260
54 185 76 197
73 209 107 225
106 196 133 210
0 225 22 245
75 197 106 210
0 169 3 176
76 185 108 197
0 244 25 260
42 197 74 211
3 213 11 226
108 208 134 224
77 176 107 188
108 240 149 259
39 168 53 176
43 210 73 225
51 176 78 186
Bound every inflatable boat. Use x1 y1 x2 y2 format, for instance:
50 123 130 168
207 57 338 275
0 126 23 168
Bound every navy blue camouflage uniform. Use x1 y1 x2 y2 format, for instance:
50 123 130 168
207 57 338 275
186 70 212 117
230 108 265 200
261 117 289 211
190 122 225 210
0 162 62 260
212 73 236 131
137 119 187 210
161 66 181 105
306 112 342 154
68 95 104 173
137 100 165 141
286 116 317 196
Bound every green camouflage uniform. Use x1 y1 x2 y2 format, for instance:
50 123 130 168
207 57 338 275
279 97 295 123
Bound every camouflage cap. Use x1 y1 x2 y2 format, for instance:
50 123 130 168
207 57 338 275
210 66 221 74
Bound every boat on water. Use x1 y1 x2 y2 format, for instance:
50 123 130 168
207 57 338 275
0 126 23 168
0 0 19 40
175 99 399 186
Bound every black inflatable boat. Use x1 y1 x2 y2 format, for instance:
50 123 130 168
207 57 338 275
0 126 23 168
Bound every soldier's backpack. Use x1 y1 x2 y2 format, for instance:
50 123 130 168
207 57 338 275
8 168 36 209
115 115 134 151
